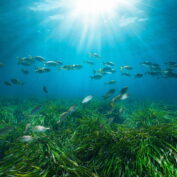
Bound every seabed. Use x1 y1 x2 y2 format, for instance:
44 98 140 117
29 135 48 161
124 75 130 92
0 97 176 177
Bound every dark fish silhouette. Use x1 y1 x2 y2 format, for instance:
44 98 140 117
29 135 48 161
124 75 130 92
4 81 12 86
31 105 43 114
43 86 48 93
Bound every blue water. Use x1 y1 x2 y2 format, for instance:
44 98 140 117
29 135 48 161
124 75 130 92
0 0 177 102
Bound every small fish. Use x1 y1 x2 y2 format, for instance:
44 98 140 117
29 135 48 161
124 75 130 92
0 126 13 135
33 125 50 132
102 66 113 72
11 78 24 85
31 105 43 114
58 111 70 123
90 74 103 80
140 61 153 67
120 93 129 100
111 95 122 104
105 80 116 85
135 73 143 78
111 93 128 105
104 69 116 75
59 65 74 70
73 64 83 70
34 56 46 62
103 62 114 66
17 56 35 66
68 105 77 113
165 61 177 68
21 69 29 75
43 86 48 93
103 89 116 99
146 71 161 76
120 86 128 94
4 81 12 86
88 52 101 58
84 61 94 65
45 61 63 66
120 65 133 71
20 135 33 142
81 95 93 104
60 64 82 70
163 71 177 78
35 67 50 73
58 105 77 123
121 73 131 77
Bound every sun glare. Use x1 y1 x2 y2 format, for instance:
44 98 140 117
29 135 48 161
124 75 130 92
30 0 145 48
72 0 118 16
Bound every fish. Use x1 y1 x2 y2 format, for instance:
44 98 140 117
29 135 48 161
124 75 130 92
120 86 128 94
88 52 101 58
149 64 161 70
35 67 50 73
73 64 83 69
141 61 161 71
59 65 75 70
68 105 77 113
0 126 13 135
163 71 177 78
31 105 43 114
165 61 177 69
120 66 133 71
17 56 35 66
21 69 29 75
11 78 24 85
90 74 103 80
104 69 116 75
146 71 161 76
111 95 122 104
93 69 104 75
121 73 131 77
120 93 129 100
84 61 94 65
34 56 46 62
93 68 115 75
140 61 153 67
111 93 128 105
43 86 48 93
105 80 116 85
33 125 50 132
103 89 116 99
102 66 113 72
103 62 114 66
58 105 77 123
4 81 12 86
81 95 93 104
58 111 70 123
60 64 83 70
45 61 63 66
20 135 33 142
134 73 143 78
